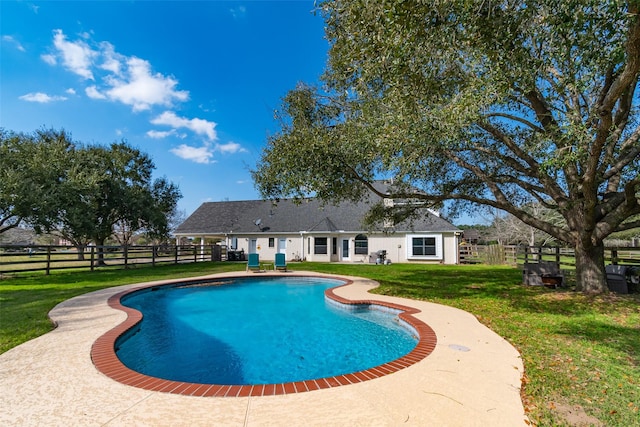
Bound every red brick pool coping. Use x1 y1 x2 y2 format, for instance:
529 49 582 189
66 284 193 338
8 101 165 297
91 275 437 397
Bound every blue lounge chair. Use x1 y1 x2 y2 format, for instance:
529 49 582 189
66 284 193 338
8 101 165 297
246 253 260 272
274 253 287 271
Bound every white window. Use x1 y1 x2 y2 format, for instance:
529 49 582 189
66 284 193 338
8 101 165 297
314 237 328 254
354 234 368 255
407 234 442 260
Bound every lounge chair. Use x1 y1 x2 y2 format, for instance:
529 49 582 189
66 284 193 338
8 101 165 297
274 253 287 271
246 253 260 272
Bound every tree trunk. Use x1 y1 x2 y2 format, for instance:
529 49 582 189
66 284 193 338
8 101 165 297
574 239 608 294
95 238 107 267
75 244 86 261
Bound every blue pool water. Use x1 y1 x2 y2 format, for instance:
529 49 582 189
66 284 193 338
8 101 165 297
116 276 418 385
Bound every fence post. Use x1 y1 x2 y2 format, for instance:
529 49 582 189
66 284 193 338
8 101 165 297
152 245 156 267
555 246 560 267
175 245 178 264
90 246 95 271
194 246 197 263
46 246 51 275
524 246 529 264
124 245 129 269
611 248 618 265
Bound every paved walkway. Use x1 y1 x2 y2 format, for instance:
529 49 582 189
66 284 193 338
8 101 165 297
1 271 528 426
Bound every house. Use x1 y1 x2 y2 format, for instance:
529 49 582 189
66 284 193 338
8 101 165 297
174 185 462 264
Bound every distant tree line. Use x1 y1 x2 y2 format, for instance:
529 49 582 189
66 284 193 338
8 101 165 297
0 128 181 264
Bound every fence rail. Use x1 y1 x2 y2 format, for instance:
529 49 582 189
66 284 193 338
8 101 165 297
459 244 519 265
0 244 226 276
521 246 640 268
4 243 639 276
459 244 640 268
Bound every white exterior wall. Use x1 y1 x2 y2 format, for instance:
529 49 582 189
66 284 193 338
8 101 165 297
367 232 459 264
227 234 304 262
192 230 460 265
443 233 459 264
295 232 459 264
302 234 332 262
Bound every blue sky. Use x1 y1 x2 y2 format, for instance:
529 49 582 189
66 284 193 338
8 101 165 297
1 1 328 217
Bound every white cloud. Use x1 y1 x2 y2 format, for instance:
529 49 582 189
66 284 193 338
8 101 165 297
98 42 122 75
151 111 217 140
85 86 107 99
216 141 246 154
66 88 76 95
51 29 97 80
19 92 67 103
105 57 189 111
41 53 56 65
170 144 215 164
2 35 26 52
44 30 189 111
146 129 176 139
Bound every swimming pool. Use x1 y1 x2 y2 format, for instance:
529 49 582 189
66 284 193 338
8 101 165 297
116 276 417 385
91 274 437 396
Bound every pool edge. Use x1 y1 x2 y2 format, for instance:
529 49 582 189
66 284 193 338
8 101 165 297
90 273 437 397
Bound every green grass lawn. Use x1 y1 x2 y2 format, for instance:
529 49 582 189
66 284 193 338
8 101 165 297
1 262 638 426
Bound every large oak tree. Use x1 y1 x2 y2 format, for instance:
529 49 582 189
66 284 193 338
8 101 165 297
56 142 181 264
1 129 181 263
0 128 73 234
253 0 640 293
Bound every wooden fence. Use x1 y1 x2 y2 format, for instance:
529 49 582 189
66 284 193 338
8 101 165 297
459 244 519 265
459 244 640 268
4 243 639 277
0 244 226 276
521 246 640 268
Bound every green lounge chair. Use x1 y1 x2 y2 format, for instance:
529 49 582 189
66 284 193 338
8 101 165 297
274 253 287 271
246 253 260 272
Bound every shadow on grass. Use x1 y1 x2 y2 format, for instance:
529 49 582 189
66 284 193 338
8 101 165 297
554 320 640 366
369 267 640 317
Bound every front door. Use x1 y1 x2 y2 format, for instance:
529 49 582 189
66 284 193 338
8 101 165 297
249 239 257 254
277 238 287 254
341 238 350 261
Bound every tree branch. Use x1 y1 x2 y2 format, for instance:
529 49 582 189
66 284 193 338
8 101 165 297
598 2 640 113
484 112 544 132
524 88 563 140
601 124 640 181
476 120 568 202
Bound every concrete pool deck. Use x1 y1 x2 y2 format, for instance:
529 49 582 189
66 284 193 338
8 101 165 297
0 271 529 426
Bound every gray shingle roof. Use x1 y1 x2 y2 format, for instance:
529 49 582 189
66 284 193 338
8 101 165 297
175 194 459 236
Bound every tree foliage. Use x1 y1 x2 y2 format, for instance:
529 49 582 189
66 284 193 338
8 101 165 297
0 128 181 262
0 128 73 233
253 0 640 293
